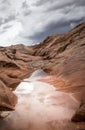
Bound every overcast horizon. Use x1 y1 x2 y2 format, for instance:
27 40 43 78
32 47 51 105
0 0 85 46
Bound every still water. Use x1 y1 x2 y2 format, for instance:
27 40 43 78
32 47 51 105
0 70 80 130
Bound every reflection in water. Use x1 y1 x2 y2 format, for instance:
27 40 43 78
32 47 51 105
24 69 48 82
0 70 80 130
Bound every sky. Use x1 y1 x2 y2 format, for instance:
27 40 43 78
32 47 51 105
0 0 85 46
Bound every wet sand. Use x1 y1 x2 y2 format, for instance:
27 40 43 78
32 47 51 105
0 70 80 130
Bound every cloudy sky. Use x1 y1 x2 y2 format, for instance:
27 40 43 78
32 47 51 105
0 0 85 46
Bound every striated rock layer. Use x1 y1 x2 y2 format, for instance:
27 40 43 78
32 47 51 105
0 23 85 127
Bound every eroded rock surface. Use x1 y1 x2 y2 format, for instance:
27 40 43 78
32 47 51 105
0 23 85 128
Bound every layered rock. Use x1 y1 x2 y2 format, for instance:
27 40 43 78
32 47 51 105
0 80 17 111
0 23 85 126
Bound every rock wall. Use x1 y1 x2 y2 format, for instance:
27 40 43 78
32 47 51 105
0 23 85 126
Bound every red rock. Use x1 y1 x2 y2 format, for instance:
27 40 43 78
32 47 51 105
0 23 85 126
0 80 17 110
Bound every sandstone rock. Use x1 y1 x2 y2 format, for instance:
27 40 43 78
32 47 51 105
0 80 17 110
72 104 85 122
0 23 85 125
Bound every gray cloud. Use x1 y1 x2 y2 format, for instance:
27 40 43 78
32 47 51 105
46 3 73 12
0 14 17 27
27 21 85 45
0 0 85 46
0 18 3 25
34 0 53 6
1 0 10 4
23 17 85 44
75 0 85 6
0 30 7 34
22 1 29 8
45 0 85 12
3 25 12 30
0 0 10 11
4 15 16 24
21 1 32 16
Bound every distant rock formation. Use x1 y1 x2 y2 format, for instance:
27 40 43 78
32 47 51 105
0 23 85 127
